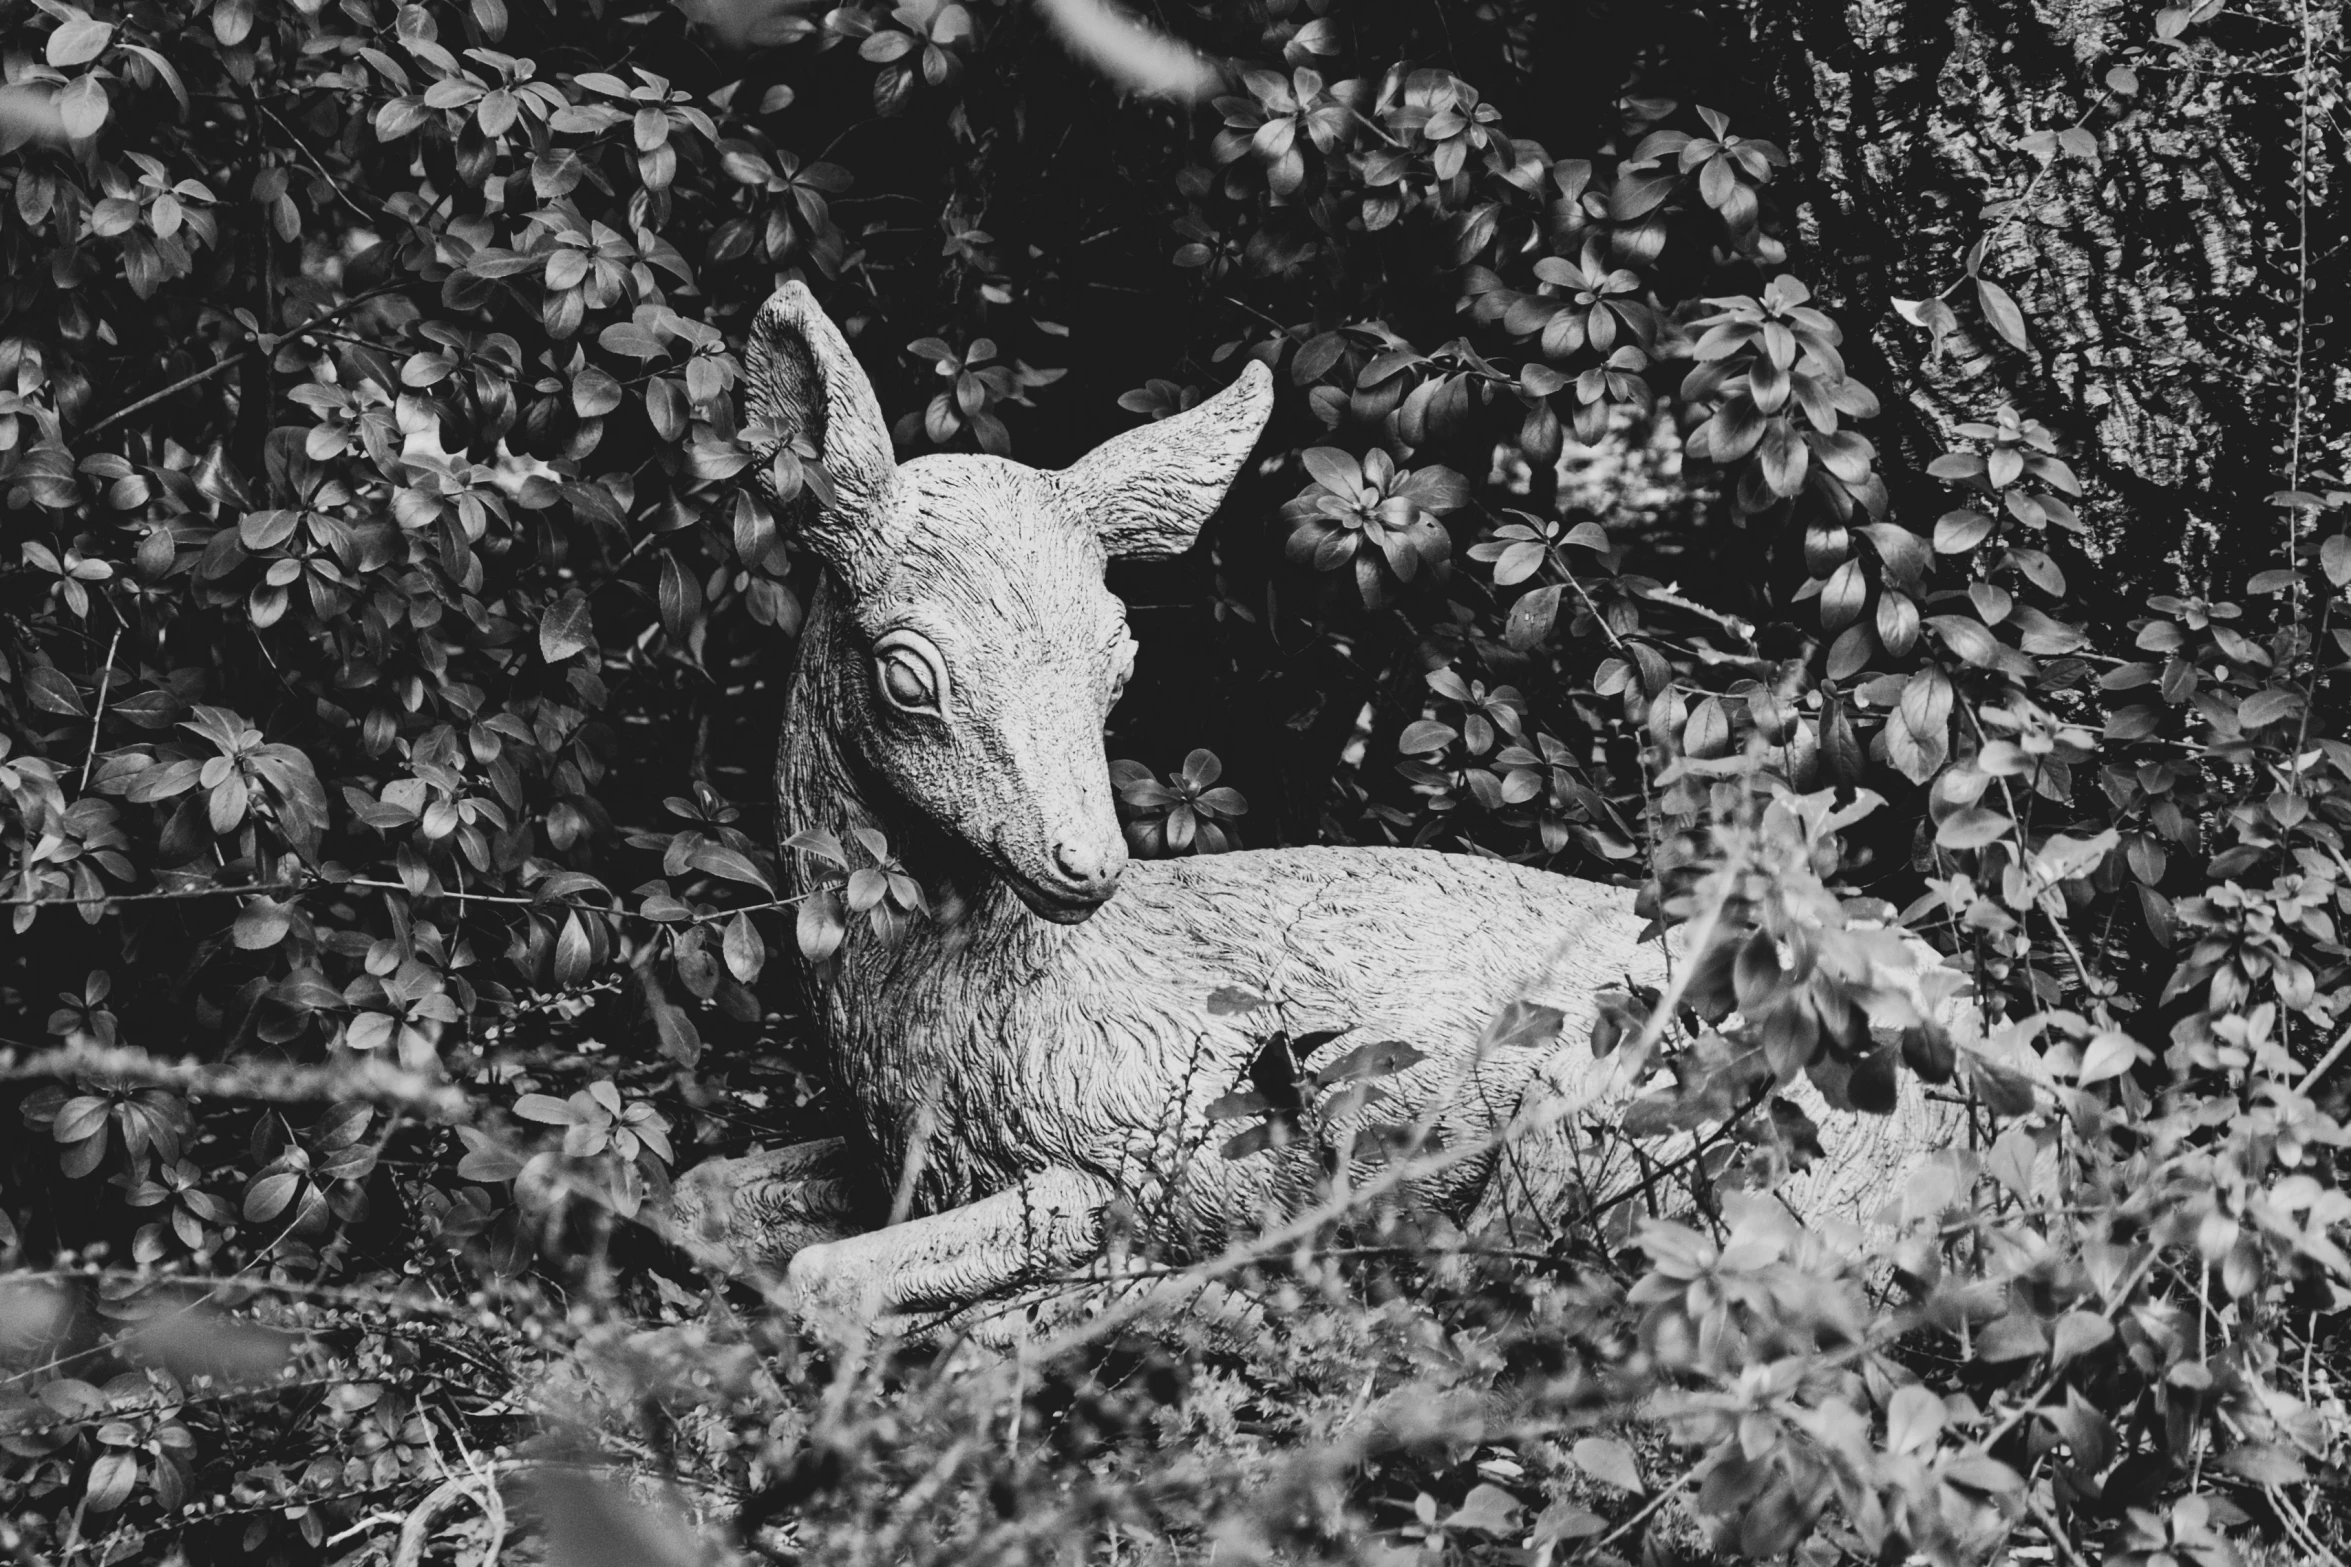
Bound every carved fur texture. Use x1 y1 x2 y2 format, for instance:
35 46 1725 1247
666 284 1966 1342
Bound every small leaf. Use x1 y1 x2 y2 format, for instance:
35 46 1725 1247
2077 1031 2145 1085
797 892 845 962
47 16 114 68
689 844 772 893
2050 1310 2115 1366
1398 719 1456 755
1311 1038 1428 1087
242 1170 300 1223
512 1093 577 1125
723 911 765 983
540 590 593 662
2235 686 2303 729
1975 278 2029 351
1886 1384 1945 1453
1927 615 2002 668
232 899 291 949
56 76 108 139
1443 1483 1523 1537
1975 1312 2048 1363
27 667 87 716
552 912 591 986
1936 808 2013 850
1220 1120 1289 1160
2217 1444 2309 1486
2322 534 2351 587
84 1450 138 1513
1571 1436 1643 1494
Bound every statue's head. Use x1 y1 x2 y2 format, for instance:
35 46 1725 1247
744 283 1273 923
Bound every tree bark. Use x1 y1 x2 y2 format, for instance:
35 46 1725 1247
1738 0 2343 611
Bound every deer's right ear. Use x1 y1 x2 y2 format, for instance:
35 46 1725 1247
1056 360 1273 561
743 282 897 562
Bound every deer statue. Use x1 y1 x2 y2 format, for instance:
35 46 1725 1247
663 282 1968 1344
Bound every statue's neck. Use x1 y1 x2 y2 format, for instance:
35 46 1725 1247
773 579 1045 990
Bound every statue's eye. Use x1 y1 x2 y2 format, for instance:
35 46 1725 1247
874 633 945 713
882 655 933 709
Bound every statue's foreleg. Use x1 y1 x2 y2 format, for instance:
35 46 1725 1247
782 1167 1115 1342
661 1137 884 1276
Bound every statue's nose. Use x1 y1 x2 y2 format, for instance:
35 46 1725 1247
1054 838 1106 882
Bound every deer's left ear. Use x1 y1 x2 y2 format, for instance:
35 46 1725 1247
742 282 898 569
1055 361 1273 561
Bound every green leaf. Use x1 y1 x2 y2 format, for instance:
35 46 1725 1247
2235 686 2303 728
797 891 845 962
722 910 764 983
689 843 772 893
1942 1452 2024 1494
1926 615 2002 668
598 322 664 359
1608 168 1676 221
1443 1483 1523 1537
2076 1030 2144 1085
540 589 594 663
1886 1384 1944 1453
1207 985 1270 1015
232 899 291 949
1310 1038 1427 1087
2322 533 2351 587
53 1095 111 1144
47 16 114 68
242 1170 300 1223
2216 1444 2309 1486
2050 1310 2115 1366
1571 1436 1643 1493
572 364 623 418
1220 1120 1289 1160
1975 278 2029 351
457 1139 527 1183
1974 1312 2048 1363
84 1450 138 1512
26 666 86 716
552 912 591 987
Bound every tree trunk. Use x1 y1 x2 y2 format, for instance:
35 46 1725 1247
1739 0 2343 612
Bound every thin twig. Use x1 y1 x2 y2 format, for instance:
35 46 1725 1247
82 354 250 436
81 289 397 435
78 622 123 791
1565 1462 1697 1565
2028 1496 2093 1567
2295 1020 2351 1097
5 871 810 926
391 1463 523 1567
0 879 308 909
255 100 375 226
0 1043 473 1119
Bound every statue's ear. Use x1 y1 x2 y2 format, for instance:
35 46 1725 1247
742 282 896 564
1055 360 1273 561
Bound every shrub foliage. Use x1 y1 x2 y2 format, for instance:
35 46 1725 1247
0 0 2346 1562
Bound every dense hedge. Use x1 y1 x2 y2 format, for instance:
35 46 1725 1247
0 0 2346 1563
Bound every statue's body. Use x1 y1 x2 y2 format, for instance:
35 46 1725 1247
666 284 1962 1342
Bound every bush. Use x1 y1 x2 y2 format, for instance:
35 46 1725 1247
1 0 2346 1562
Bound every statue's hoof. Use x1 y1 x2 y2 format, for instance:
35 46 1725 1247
659 1140 879 1279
